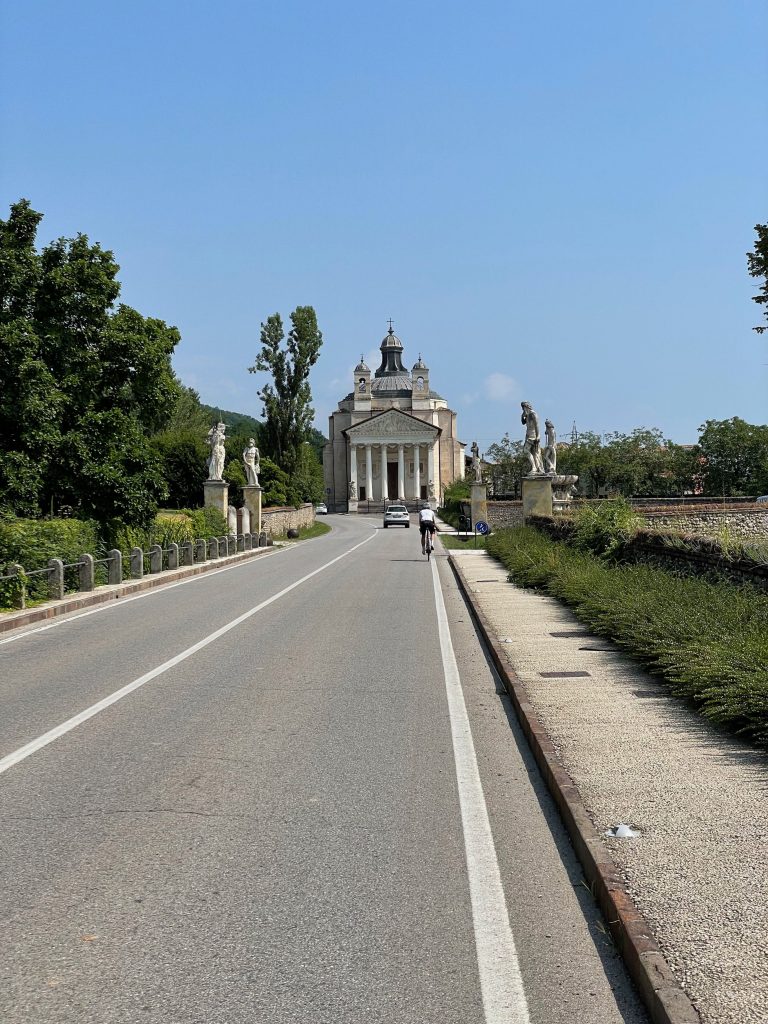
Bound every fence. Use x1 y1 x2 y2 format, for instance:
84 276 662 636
0 531 272 611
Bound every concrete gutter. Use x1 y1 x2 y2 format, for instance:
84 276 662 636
0 546 275 635
448 552 701 1024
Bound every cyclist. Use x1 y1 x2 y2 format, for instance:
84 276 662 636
418 506 437 554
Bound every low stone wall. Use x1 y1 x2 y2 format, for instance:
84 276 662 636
487 500 525 530
261 503 315 536
642 509 768 539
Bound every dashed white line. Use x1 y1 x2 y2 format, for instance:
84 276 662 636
430 556 531 1024
0 531 376 777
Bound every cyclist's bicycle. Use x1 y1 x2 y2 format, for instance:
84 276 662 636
424 528 434 561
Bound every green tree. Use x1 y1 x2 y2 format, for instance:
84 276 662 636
248 306 323 474
0 199 181 525
697 417 768 496
747 223 768 334
484 434 528 497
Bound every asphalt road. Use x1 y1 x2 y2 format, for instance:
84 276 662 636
0 515 648 1024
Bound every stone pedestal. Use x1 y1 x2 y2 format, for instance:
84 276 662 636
522 475 553 521
471 483 488 528
227 504 237 535
242 485 263 535
204 480 229 518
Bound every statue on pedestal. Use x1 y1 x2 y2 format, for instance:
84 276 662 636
206 422 227 481
243 439 260 486
521 401 545 475
471 441 483 483
542 419 557 475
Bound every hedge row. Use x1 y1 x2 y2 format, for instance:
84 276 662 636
486 526 768 746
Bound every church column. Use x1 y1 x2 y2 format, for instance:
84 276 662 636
414 444 421 500
397 444 405 499
381 445 389 501
349 444 358 500
427 442 435 502
365 445 373 502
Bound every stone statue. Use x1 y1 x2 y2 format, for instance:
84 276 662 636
206 422 227 481
521 401 545 475
348 479 356 499
471 441 482 483
428 479 436 500
542 419 557 474
243 439 260 486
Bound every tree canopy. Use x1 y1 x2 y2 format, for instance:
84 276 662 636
747 223 768 334
0 199 181 525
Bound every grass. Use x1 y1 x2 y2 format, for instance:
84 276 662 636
485 526 768 747
438 532 490 550
278 521 332 541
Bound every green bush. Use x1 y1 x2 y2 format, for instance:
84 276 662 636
571 497 641 557
0 515 101 606
439 479 471 527
486 526 768 745
185 506 228 537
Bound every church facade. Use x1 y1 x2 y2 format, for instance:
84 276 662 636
323 325 465 512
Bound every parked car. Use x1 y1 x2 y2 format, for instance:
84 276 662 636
383 504 410 528
756 495 768 504
315 503 328 515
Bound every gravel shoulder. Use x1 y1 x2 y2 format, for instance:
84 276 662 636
449 547 768 1024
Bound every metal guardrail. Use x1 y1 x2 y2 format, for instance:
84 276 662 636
1 532 272 611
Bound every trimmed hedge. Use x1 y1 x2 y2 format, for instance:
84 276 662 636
486 526 768 746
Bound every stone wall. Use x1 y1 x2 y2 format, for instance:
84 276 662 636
487 500 525 530
642 509 768 539
261 504 315 536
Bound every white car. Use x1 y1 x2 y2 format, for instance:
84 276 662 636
383 504 410 527
315 503 328 515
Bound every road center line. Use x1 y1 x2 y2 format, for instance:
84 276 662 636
0 531 376 778
430 556 531 1024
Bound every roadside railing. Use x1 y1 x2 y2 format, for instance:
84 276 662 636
0 532 272 611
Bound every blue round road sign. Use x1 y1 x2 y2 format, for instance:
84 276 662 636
475 520 490 535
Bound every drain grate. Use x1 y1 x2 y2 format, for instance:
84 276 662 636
540 671 591 678
579 645 613 652
549 631 594 638
633 689 662 698
475 579 502 583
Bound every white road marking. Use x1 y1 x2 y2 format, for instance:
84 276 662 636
0 531 376 777
430 556 531 1024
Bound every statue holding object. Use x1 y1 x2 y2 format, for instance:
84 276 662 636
206 422 227 481
521 401 545 475
243 439 260 486
542 419 557 475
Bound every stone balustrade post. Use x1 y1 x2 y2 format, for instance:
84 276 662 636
181 542 194 566
107 549 123 585
259 531 268 547
149 544 162 574
8 563 25 609
244 533 252 551
219 535 228 556
130 547 144 579
208 537 219 559
167 543 179 570
48 558 64 601
237 534 245 552
79 553 95 592
194 539 206 562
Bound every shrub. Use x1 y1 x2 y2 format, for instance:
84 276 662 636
0 515 101 606
571 497 641 558
486 526 768 745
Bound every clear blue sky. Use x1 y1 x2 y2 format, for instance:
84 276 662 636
2 0 766 449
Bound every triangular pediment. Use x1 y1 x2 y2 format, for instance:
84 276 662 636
344 408 441 440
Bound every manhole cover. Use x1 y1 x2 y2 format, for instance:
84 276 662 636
549 631 594 638
539 671 591 678
579 645 613 652
632 689 661 698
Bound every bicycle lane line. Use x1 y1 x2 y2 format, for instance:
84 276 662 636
430 554 531 1024
0 530 377 778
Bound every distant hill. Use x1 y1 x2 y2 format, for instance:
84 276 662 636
201 405 262 439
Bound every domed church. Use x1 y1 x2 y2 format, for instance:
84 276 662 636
323 323 465 512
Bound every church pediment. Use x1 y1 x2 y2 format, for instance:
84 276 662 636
344 409 441 441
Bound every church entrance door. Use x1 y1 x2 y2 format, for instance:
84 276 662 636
387 462 399 499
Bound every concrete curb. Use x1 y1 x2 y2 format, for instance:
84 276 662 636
0 546 275 635
448 553 701 1024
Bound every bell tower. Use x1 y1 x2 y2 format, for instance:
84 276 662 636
352 355 372 412
411 353 430 411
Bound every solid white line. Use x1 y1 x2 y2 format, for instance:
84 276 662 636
0 531 376 777
430 556 531 1024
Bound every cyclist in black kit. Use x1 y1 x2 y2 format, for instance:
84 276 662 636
418 507 437 554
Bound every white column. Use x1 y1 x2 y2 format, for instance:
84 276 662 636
427 442 435 502
381 445 388 500
349 444 358 499
365 444 373 502
397 444 405 498
414 444 421 500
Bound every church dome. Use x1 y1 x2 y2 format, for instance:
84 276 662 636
412 353 428 370
376 324 408 379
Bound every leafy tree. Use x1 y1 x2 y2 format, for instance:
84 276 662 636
0 199 181 526
248 306 323 474
484 434 528 497
259 456 290 507
150 430 208 508
747 223 768 334
697 418 768 496
285 441 324 506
